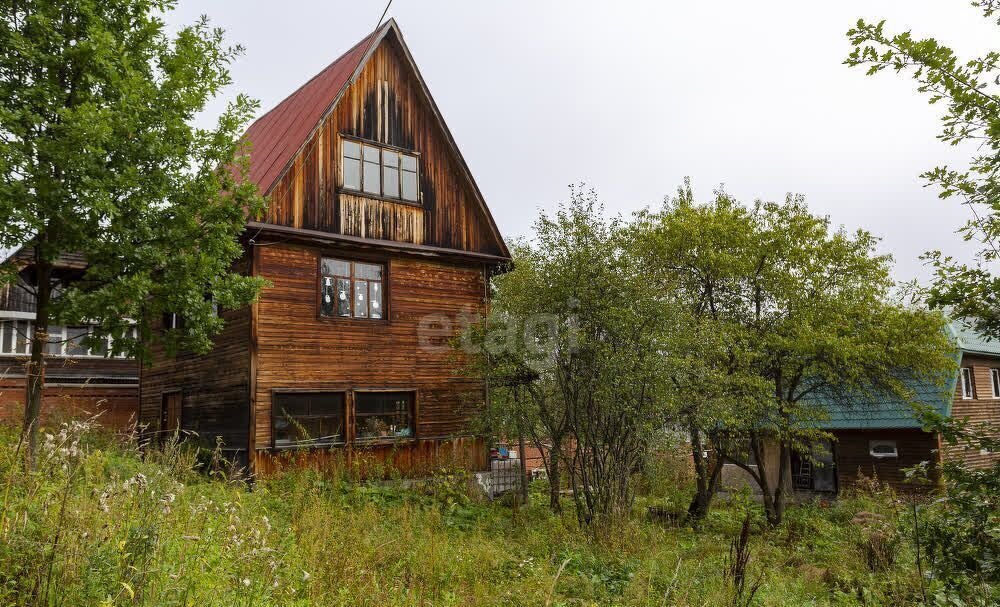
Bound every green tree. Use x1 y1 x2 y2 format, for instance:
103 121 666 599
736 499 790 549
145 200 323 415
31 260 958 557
470 188 679 527
637 187 955 526
0 0 265 467
845 2 1000 336
632 182 770 522
847 4 1000 598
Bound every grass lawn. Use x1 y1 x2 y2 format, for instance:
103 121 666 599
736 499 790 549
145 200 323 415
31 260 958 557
0 421 927 606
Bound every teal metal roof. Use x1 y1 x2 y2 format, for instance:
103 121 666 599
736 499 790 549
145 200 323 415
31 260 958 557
949 319 1000 356
807 369 957 430
805 319 998 430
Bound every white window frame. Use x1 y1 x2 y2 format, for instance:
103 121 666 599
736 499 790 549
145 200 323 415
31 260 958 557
0 320 134 359
961 367 974 399
340 136 420 203
991 368 1000 399
869 440 898 459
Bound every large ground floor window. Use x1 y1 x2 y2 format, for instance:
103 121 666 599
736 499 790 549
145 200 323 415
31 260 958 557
354 391 414 441
272 390 414 448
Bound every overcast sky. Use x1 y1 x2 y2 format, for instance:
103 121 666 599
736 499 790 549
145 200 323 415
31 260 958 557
167 1 995 282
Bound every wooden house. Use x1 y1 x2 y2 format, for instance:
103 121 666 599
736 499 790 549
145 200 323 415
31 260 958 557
139 19 510 475
812 320 1000 492
0 249 139 429
722 319 1000 495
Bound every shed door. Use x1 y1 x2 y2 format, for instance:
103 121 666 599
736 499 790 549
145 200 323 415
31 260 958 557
161 391 182 436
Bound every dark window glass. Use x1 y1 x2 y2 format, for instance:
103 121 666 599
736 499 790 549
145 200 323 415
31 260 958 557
869 440 898 458
66 326 90 356
321 277 335 316
162 313 184 331
336 278 351 317
44 326 64 356
320 258 384 320
369 282 383 319
961 367 974 399
992 368 1000 398
92 333 109 358
273 392 346 448
1 321 14 354
353 280 368 318
322 258 350 278
15 321 31 354
354 392 414 440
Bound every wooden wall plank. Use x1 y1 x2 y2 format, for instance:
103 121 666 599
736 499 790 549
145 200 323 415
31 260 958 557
251 242 488 468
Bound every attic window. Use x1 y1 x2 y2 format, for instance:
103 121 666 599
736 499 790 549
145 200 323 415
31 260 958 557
991 368 1000 398
869 440 898 459
341 137 419 203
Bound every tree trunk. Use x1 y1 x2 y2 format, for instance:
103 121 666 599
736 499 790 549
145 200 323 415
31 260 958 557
547 442 563 513
687 424 716 520
22 259 53 471
759 440 791 527
517 430 529 503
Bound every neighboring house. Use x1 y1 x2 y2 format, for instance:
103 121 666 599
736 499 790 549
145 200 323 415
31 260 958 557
0 249 139 429
139 20 510 475
799 320 999 494
720 320 1000 495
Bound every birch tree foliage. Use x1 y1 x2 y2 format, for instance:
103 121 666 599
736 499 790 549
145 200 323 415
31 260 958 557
0 0 265 465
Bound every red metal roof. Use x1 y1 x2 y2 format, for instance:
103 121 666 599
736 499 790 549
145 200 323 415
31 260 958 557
241 24 387 195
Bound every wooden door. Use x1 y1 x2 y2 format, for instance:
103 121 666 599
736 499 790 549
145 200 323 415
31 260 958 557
161 391 182 437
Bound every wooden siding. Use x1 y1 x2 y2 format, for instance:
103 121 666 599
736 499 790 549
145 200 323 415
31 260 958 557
261 35 503 257
254 436 487 478
339 193 425 243
832 429 939 491
946 353 1000 469
139 295 252 453
251 241 488 470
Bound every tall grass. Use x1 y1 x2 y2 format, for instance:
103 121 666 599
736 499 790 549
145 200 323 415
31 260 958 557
0 421 929 606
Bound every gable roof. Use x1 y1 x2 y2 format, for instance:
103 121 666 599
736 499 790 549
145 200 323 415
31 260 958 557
807 319 1000 430
949 318 1000 357
809 368 958 430
240 19 509 259
242 26 382 195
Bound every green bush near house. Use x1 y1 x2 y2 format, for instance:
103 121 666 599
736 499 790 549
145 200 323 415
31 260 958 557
0 421 964 606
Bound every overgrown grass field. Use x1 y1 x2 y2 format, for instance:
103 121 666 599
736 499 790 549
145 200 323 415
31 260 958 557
0 421 929 606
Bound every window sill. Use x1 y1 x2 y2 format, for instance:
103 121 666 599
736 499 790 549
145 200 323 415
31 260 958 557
353 436 418 447
273 442 346 451
316 315 389 326
271 437 418 451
